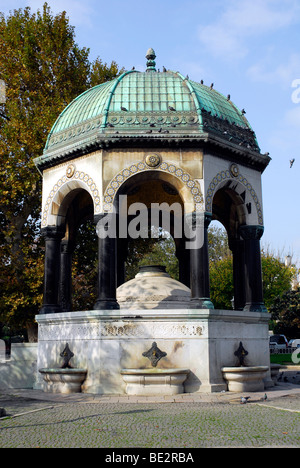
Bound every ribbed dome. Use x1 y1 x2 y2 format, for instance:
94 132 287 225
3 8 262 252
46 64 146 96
117 265 191 309
36 49 262 169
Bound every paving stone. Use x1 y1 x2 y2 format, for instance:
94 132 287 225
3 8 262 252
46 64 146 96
0 385 299 448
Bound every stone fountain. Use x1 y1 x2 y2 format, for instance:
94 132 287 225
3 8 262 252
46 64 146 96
39 343 87 394
221 342 269 392
28 50 272 397
121 341 189 395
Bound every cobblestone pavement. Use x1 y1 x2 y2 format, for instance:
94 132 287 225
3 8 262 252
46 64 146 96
0 382 299 449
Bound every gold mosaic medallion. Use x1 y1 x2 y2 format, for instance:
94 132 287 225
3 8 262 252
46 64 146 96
145 154 161 168
66 164 76 178
230 163 239 177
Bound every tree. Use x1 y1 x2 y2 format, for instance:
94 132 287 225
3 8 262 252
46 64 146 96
269 288 300 338
90 58 125 88
125 227 179 281
209 256 234 309
0 3 123 337
261 249 296 309
208 246 295 310
208 223 231 263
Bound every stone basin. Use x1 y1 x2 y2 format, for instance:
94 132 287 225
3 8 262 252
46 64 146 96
270 364 282 384
39 368 87 394
121 368 190 395
221 366 269 392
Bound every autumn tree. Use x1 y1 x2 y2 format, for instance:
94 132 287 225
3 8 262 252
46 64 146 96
0 3 123 338
208 237 295 310
125 228 179 281
269 288 300 338
261 249 296 309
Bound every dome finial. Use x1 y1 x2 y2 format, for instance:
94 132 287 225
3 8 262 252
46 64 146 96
146 48 156 72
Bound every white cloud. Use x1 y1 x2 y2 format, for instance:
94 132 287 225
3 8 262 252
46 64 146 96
247 54 300 87
198 0 300 60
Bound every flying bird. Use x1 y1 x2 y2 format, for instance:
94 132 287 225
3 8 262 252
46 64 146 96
290 158 295 168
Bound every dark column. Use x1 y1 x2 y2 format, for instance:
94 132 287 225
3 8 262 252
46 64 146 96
186 212 214 309
229 238 246 310
239 225 267 313
59 240 74 312
117 237 128 287
176 243 190 288
94 214 119 310
40 226 65 314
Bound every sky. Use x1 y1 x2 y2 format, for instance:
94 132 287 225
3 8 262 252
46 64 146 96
1 0 300 266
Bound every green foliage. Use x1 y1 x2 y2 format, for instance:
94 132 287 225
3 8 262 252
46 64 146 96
208 224 233 309
269 353 294 365
261 250 295 309
71 219 98 311
208 224 231 263
90 58 125 87
209 256 234 309
125 228 178 281
269 288 300 339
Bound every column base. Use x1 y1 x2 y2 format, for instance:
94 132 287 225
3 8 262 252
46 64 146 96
190 298 214 309
39 305 62 314
243 302 267 313
93 300 120 310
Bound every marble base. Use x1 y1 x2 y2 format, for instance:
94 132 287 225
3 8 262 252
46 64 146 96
34 308 271 395
39 368 87 394
270 364 282 384
121 368 190 395
221 366 269 392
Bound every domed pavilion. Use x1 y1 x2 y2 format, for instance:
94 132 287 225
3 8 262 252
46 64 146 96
34 49 272 394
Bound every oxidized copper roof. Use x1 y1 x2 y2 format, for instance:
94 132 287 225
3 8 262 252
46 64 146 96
35 49 269 171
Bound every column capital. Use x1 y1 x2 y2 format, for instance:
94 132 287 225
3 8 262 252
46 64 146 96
184 211 212 229
41 225 65 240
93 213 106 224
239 224 264 241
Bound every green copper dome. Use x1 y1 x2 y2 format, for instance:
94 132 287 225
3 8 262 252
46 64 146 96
36 49 264 169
